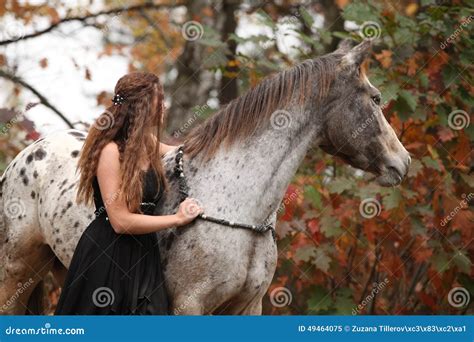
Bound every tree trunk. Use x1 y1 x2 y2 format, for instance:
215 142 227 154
165 0 214 137
218 0 239 105
321 0 344 53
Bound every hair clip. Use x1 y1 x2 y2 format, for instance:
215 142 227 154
112 93 125 106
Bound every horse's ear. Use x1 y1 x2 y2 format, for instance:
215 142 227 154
334 39 354 54
342 38 373 66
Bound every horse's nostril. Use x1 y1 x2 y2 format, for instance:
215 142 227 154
387 165 403 181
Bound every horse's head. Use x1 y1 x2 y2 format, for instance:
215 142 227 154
319 39 410 187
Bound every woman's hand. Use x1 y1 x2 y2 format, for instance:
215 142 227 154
175 198 204 226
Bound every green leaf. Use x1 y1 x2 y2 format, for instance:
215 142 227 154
334 288 354 315
298 7 314 28
410 216 427 236
453 250 472 274
256 59 281 71
380 83 400 103
419 73 429 89
431 250 451 273
421 156 442 171
320 215 343 238
458 273 474 296
313 248 332 273
342 3 380 22
398 90 416 111
383 188 402 210
307 286 332 313
294 246 316 263
327 177 353 194
256 9 277 29
304 186 322 210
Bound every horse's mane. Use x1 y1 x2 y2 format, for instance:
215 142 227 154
184 54 340 160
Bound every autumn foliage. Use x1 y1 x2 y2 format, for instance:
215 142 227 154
263 1 473 315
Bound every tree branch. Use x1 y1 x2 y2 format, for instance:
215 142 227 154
0 69 74 128
138 9 173 49
0 2 181 46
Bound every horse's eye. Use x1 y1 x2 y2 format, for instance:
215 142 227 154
371 95 381 106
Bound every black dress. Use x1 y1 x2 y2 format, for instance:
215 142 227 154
55 169 170 315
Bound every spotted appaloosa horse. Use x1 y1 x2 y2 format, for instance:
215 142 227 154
0 40 410 315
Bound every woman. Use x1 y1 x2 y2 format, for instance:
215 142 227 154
55 72 202 315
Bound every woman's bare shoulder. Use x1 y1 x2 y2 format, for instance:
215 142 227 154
98 141 120 168
101 141 119 154
159 142 177 156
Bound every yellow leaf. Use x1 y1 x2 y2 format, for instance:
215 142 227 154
405 3 418 16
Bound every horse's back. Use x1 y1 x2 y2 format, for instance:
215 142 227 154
1 129 93 268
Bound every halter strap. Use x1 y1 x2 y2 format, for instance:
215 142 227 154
174 146 277 243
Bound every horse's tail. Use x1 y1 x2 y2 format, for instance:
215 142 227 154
26 281 45 315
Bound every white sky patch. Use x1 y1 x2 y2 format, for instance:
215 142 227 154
236 10 324 59
0 1 129 135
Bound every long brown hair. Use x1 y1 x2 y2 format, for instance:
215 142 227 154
76 72 166 213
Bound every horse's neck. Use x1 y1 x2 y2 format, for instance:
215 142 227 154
187 105 320 225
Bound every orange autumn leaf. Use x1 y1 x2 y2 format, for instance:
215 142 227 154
427 50 449 76
407 56 419 76
375 50 392 68
335 0 350 8
437 126 455 142
405 3 418 16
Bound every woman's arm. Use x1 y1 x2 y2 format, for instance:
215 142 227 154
96 142 202 235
